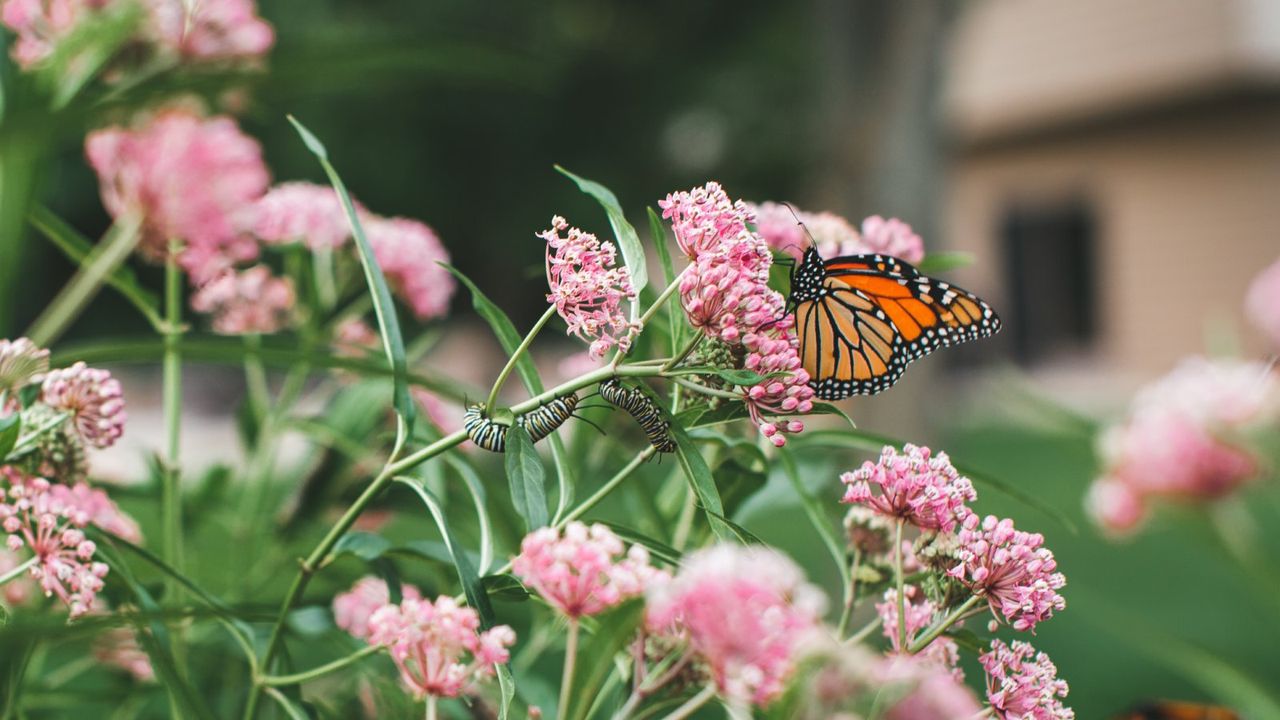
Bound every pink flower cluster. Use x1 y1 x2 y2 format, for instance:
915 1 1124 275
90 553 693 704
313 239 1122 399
540 216 637 359
1247 257 1280 348
367 595 515 699
882 660 982 720
947 514 1066 632
0 337 49 395
875 586 959 674
512 521 663 618
190 265 296 335
1087 357 1278 534
333 576 422 641
50 482 142 543
254 182 353 250
645 544 825 706
749 201 925 264
980 639 1073 719
363 215 456 321
0 477 111 617
660 183 812 444
841 444 977 532
1 0 273 69
41 361 126 449
86 109 269 284
93 620 155 682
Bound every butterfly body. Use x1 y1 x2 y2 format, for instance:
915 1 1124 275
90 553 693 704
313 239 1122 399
790 246 1000 399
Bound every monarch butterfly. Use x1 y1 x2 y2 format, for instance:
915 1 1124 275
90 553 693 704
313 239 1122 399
1116 701 1239 720
599 379 676 453
790 246 1001 399
463 393 580 453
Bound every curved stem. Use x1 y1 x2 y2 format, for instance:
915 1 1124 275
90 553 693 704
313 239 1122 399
0 556 36 586
894 520 906 651
258 644 381 687
558 619 581 720
161 248 186 672
907 594 982 654
668 376 738 401
836 549 862 639
660 334 702 373
611 269 688 369
486 305 558 411
845 615 883 646
660 686 716 720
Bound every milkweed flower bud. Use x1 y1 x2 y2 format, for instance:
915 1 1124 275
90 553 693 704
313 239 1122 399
41 362 126 449
333 576 422 641
540 216 637 359
254 182 353 250
947 514 1066 633
979 639 1073 719
512 521 665 619
841 445 976 533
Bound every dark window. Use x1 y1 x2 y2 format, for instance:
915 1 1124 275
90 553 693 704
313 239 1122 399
999 199 1098 365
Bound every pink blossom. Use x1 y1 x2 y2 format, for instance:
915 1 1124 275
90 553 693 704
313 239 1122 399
739 322 814 446
860 216 925 264
1084 478 1148 536
93 623 155 682
0 477 109 617
333 576 422 641
41 362 126 449
254 182 353 250
367 595 515 699
362 215 455 321
875 586 959 674
1246 257 1280 348
145 0 273 60
189 265 296 335
512 521 663 619
49 482 142 543
947 514 1066 632
0 0 109 67
645 544 826 706
85 110 269 284
980 639 1073 719
677 228 782 345
0 547 36 606
333 318 379 357
880 655 982 720
659 181 758 260
541 216 638 359
0 337 49 394
748 202 925 264
841 445 977 532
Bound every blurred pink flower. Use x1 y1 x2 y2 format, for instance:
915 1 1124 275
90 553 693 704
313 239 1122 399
367 595 515 699
0 0 109 67
145 0 272 59
93 622 155 682
254 182 352 250
876 586 959 675
49 482 142 543
411 389 460 433
333 576 422 641
85 110 269 284
41 362 126 449
841 444 976 533
0 547 36 607
947 514 1066 633
555 350 605 385
190 265 295 335
0 337 49 395
860 216 925 264
540 216 637 359
362 215 455 321
1084 478 1147 536
880 654 982 720
512 521 663 619
0 477 109 617
980 639 1073 719
1246 257 1280 348
645 544 826 706
332 318 379 358
748 202 925 264
739 322 813 446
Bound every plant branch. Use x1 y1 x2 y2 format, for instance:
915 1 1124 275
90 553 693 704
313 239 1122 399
0 556 36 586
558 619 580 720
660 686 716 720
486 305 558 411
257 644 381 687
894 520 906 651
907 594 982 654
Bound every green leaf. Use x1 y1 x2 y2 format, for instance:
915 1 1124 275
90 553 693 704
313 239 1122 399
556 166 648 298
393 476 496 628
333 532 393 562
481 574 531 602
504 424 549 532
566 601 645 720
647 206 680 356
445 454 495 573
30 206 161 327
596 522 682 566
777 448 849 595
667 421 734 541
915 252 974 274
0 411 19 461
497 663 518 720
289 116 415 439
263 687 315 720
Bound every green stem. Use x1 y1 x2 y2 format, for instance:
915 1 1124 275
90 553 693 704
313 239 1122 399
426 696 437 720
894 520 906 651
845 615 883 646
558 619 580 720
486 305 557 411
25 215 142 347
660 685 716 720
4 411 69 461
257 644 381 686
660 334 702 373
242 334 270 422
836 549 862 639
671 485 697 551
161 249 185 670
668 376 739 401
610 269 688 369
907 594 982 654
0 556 36 586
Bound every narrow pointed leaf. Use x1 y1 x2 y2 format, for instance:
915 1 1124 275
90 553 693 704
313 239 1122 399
555 166 647 298
778 448 850 596
667 421 734 541
504 424 549 532
0 412 19 461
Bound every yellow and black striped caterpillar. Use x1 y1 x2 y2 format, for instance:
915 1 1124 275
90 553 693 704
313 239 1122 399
464 393 580 453
598 379 676 453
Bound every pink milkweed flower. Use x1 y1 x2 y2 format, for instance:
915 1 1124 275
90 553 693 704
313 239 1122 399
659 181 758 260
144 0 273 60
645 544 827 707
366 595 515 700
1084 478 1148 536
512 521 665 619
1246 257 1280 348
49 483 142 544
92 613 155 682
333 576 423 641
254 182 353 250
0 547 37 606
739 323 814 447
879 653 982 720
0 337 49 395
747 202 926 264
362 215 455 321
980 639 1073 720
0 0 110 67
876 586 960 677
841 445 977 533
540 216 638 360
85 110 269 284
41 362 126 449
859 216 925 265
189 265 296 335
947 514 1066 633
0 477 110 617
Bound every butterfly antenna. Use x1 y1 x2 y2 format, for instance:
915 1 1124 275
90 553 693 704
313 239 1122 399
781 201 820 254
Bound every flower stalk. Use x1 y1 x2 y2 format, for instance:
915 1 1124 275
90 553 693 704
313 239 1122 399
894 519 906 651
907 594 982 655
558 619 580 720
486 305 558 411
256 644 381 687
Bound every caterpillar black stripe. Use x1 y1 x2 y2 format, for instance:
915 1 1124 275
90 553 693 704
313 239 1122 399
598 379 676 453
463 393 580 453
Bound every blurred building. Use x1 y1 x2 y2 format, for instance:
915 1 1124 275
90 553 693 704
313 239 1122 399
944 0 1280 381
